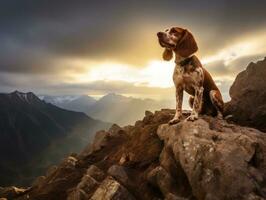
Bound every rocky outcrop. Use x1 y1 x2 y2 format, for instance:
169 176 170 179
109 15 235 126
158 117 266 200
225 57 266 132
0 187 29 199
2 109 266 200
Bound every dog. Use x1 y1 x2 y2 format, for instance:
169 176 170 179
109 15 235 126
157 27 224 124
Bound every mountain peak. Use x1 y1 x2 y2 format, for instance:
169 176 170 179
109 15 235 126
99 93 129 102
8 90 40 103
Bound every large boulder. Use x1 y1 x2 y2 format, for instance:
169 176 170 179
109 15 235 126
67 165 105 200
157 117 266 200
225 57 266 132
107 165 129 186
90 176 136 200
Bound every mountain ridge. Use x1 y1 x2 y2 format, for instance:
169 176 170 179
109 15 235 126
41 93 172 126
0 91 110 186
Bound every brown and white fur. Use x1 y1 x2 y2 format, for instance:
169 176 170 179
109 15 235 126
157 27 224 124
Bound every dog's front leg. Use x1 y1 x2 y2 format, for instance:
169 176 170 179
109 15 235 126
186 86 204 121
169 86 183 124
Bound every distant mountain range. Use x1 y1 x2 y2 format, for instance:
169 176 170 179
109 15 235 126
39 95 97 113
41 93 173 125
0 91 110 186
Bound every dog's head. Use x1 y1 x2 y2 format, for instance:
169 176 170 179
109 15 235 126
157 27 198 60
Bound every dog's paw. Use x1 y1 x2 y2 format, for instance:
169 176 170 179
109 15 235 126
186 114 198 122
168 117 181 125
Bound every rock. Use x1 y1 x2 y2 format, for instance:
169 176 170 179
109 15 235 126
157 116 266 200
67 175 99 200
79 126 128 158
122 125 134 133
145 110 153 117
225 57 266 132
32 176 46 188
119 153 128 165
153 109 174 123
245 193 266 200
70 152 78 158
0 186 28 199
159 148 177 178
143 110 154 124
107 165 129 186
134 120 143 127
67 165 105 200
108 124 125 137
78 142 93 157
79 130 112 157
46 165 58 177
147 166 177 196
159 148 191 196
90 176 136 200
91 130 110 151
165 193 189 200
122 125 135 137
86 165 105 182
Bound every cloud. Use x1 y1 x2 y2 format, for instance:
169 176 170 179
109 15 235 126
1 0 266 69
0 71 174 98
0 0 266 98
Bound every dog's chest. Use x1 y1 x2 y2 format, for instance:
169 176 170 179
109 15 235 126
173 64 203 90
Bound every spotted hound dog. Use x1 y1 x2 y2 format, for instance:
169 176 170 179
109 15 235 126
157 27 224 124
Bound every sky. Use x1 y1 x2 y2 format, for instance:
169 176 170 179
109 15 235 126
1 0 266 101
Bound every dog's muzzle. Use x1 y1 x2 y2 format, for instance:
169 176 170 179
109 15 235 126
157 32 176 48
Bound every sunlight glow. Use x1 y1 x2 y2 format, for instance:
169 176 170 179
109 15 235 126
65 32 266 90
75 60 174 88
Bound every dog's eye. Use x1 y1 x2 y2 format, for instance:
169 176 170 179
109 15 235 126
169 28 177 34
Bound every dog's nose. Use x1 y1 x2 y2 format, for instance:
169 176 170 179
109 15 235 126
157 32 164 38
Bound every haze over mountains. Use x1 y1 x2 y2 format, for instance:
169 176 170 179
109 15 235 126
40 95 97 113
0 91 110 186
41 93 174 125
0 91 174 186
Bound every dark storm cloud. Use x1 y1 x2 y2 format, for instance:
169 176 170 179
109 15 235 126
1 0 266 71
0 0 266 95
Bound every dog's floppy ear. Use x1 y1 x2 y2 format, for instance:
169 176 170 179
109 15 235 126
176 29 198 57
162 48 173 61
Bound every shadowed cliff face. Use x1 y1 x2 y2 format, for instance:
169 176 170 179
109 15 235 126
0 91 110 187
3 109 266 200
225 57 266 132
